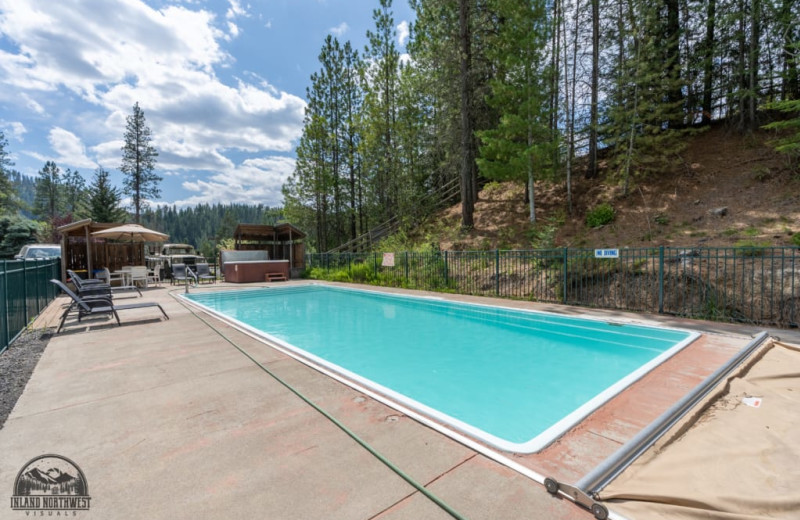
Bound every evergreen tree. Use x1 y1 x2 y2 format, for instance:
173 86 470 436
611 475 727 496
0 131 20 215
88 167 127 223
478 0 553 223
761 99 800 171
0 215 39 258
62 168 89 219
363 0 402 223
33 161 63 222
120 102 161 223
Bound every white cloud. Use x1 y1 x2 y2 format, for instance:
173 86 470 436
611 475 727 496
397 20 410 46
1 121 27 141
226 0 249 19
226 20 240 40
329 22 349 37
176 155 294 207
21 94 46 115
48 127 97 169
0 0 306 205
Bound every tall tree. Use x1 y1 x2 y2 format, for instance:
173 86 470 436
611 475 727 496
0 131 20 215
62 168 88 219
363 0 401 223
478 0 553 223
120 102 161 223
701 0 717 124
458 0 477 228
88 167 127 223
33 161 63 222
587 0 600 177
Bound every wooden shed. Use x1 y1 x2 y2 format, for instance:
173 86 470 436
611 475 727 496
232 223 306 273
57 219 146 282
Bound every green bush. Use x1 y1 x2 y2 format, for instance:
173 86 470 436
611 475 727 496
349 262 376 283
791 233 800 247
586 203 615 228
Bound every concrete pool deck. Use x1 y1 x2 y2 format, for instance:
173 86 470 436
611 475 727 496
2 280 797 519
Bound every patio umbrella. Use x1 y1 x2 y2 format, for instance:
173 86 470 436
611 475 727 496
91 224 169 243
91 224 169 268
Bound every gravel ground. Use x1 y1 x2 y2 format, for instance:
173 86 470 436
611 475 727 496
0 330 50 430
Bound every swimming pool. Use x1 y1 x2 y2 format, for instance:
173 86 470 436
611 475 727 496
184 285 699 452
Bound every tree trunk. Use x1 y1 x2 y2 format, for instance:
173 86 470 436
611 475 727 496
665 0 683 128
702 0 716 124
748 0 761 130
587 0 599 178
458 0 475 229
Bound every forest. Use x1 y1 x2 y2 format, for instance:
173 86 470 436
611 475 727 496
282 0 800 253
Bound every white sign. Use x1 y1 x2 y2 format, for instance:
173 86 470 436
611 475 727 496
594 248 619 259
382 252 395 267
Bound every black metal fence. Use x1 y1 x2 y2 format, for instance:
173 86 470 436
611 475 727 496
306 247 800 328
1 258 62 353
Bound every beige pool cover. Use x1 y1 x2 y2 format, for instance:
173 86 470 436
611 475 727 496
598 338 800 520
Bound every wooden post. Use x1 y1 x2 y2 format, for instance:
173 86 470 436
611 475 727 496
60 231 67 283
85 223 93 277
288 228 294 271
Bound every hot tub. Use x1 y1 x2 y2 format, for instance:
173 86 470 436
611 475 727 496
223 260 289 283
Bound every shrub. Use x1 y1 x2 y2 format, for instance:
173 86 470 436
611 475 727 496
791 233 800 247
586 203 615 228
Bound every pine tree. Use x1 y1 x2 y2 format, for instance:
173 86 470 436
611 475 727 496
62 168 88 219
33 161 63 222
89 167 127 223
0 131 20 215
478 0 553 223
762 99 800 171
120 102 161 223
363 0 401 223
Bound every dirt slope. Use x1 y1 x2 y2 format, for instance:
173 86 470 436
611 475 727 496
421 125 799 251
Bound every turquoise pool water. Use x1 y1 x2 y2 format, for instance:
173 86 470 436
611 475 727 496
184 285 698 452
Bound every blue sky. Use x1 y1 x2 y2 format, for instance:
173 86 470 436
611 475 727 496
0 0 414 208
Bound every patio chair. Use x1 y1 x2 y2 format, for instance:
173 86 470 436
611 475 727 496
127 266 149 288
171 264 198 285
51 279 169 333
195 263 215 284
147 267 162 287
67 269 142 297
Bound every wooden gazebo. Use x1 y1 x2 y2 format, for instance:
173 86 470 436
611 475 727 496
57 219 146 282
233 223 306 271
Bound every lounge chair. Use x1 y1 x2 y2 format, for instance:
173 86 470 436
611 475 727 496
195 263 215 284
51 279 169 333
171 264 198 285
67 269 142 297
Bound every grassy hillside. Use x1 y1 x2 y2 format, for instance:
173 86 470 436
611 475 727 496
388 125 800 252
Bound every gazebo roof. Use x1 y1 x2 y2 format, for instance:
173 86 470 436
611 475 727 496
233 223 306 242
57 219 125 237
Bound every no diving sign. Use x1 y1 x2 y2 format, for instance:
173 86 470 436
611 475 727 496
594 248 619 259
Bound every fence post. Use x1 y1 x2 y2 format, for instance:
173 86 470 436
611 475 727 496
35 261 42 313
658 246 665 314
444 251 449 287
373 252 378 278
22 261 28 325
405 251 409 283
1 261 7 352
562 247 568 304
495 249 500 296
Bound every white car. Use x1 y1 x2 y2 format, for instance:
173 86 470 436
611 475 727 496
15 244 61 260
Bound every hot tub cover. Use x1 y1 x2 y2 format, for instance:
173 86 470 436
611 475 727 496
598 338 800 520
